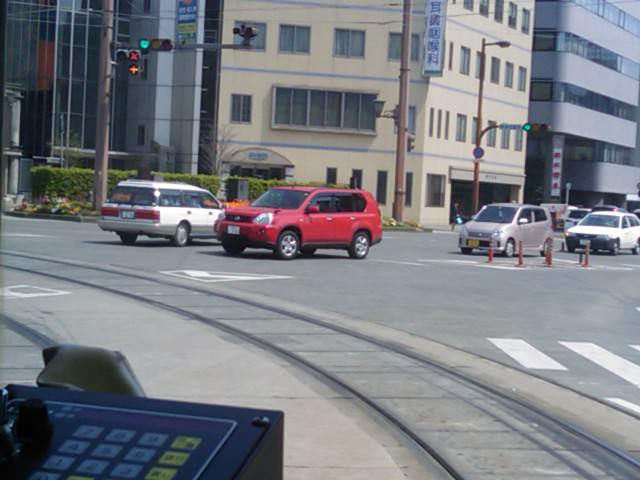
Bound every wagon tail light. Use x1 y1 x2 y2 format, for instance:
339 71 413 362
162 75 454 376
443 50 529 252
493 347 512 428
101 207 118 217
135 209 160 222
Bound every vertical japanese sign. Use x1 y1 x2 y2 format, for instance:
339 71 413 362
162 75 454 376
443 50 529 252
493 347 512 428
422 0 447 76
550 134 564 198
177 0 198 44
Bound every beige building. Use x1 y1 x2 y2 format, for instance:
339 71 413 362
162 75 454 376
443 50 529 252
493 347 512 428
218 0 534 226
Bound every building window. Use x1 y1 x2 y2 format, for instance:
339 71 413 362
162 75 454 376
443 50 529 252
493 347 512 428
408 106 417 134
388 33 420 61
517 66 527 91
479 0 489 16
444 111 450 140
405 172 413 207
279 25 311 53
351 169 363 188
475 52 483 79
533 31 556 51
274 87 376 131
463 0 473 11
459 46 471 75
514 129 523 151
448 42 454 70
455 114 467 142
504 61 514 88
530 81 553 101
522 8 530 34
231 94 252 123
429 108 434 137
376 171 388 205
334 29 365 58
234 21 266 50
487 120 497 146
501 128 510 149
426 174 445 207
326 167 337 185
137 125 145 146
508 2 517 29
437 109 442 138
490 57 500 83
144 0 151 13
495 0 504 22
471 117 478 144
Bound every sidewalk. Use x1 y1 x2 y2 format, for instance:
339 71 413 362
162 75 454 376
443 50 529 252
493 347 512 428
2 292 425 480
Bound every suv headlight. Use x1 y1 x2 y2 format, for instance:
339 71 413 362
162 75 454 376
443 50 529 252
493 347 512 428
253 212 274 225
491 228 503 238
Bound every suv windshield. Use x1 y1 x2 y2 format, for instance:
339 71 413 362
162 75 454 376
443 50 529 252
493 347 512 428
108 187 157 206
473 205 517 224
251 189 309 209
579 214 620 228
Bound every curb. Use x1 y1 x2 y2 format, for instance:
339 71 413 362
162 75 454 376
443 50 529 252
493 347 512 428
382 227 430 233
3 211 99 223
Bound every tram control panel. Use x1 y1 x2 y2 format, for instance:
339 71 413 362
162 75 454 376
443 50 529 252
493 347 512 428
0 384 284 480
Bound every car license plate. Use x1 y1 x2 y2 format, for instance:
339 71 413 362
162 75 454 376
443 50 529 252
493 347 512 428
467 239 480 247
227 225 240 235
120 210 135 219
579 239 591 246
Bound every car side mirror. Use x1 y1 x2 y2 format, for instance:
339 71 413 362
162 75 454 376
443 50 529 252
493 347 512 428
518 217 529 225
306 205 320 214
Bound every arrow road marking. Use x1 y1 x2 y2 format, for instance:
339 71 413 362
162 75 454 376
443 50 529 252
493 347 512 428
161 270 293 283
1 285 71 299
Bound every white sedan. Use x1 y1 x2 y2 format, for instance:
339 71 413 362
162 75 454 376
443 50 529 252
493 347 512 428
565 212 640 255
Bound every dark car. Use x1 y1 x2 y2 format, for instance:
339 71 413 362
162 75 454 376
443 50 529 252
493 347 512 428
215 187 383 260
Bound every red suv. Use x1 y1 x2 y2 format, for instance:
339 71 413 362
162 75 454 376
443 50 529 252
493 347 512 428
215 187 382 259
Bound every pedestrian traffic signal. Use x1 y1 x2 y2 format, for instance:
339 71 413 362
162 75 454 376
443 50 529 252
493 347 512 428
522 122 551 132
127 49 142 76
149 38 174 51
407 134 416 152
138 38 150 54
233 24 258 47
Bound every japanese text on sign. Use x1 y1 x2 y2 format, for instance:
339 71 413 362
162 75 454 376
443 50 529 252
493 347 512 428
550 134 564 198
177 0 198 44
423 0 447 76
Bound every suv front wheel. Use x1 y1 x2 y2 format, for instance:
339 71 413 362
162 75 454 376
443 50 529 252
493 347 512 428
348 231 370 259
275 230 299 260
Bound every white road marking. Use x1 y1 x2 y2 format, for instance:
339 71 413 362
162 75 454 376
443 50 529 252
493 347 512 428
636 307 640 314
1 233 50 238
630 345 640 353
559 342 640 387
418 259 478 264
488 338 568 370
369 259 424 266
161 270 293 283
477 264 526 271
1 285 71 299
432 230 458 235
621 264 640 268
605 398 640 415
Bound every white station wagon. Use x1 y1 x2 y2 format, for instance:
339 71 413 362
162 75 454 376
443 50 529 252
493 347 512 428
98 180 223 246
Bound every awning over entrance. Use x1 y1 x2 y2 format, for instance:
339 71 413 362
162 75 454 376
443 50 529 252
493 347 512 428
449 167 525 187
227 148 293 169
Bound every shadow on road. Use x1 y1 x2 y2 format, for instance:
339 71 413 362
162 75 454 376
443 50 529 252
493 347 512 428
83 240 220 248
201 250 347 261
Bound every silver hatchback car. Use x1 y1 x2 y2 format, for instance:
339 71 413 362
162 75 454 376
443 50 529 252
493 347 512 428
458 203 554 257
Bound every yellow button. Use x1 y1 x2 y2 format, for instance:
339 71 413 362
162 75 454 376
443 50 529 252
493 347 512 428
145 467 177 480
158 450 190 466
67 477 94 480
170 436 202 451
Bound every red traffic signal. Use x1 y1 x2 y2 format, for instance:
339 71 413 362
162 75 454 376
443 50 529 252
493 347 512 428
128 50 140 61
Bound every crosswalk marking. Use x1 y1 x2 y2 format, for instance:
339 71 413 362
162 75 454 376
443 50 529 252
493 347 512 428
559 342 640 387
630 345 640 353
605 398 640 415
488 338 568 370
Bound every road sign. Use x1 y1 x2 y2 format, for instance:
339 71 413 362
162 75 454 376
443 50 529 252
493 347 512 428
161 270 293 283
473 147 485 159
499 123 521 130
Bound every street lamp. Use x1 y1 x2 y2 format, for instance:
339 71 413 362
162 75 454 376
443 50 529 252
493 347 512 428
472 38 511 213
373 99 399 125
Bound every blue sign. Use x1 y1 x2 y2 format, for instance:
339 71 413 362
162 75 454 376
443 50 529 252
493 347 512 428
177 0 198 44
422 0 448 76
473 147 485 159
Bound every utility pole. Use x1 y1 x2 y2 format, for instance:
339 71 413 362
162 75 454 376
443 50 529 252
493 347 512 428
94 0 113 209
392 0 412 222
0 0 7 207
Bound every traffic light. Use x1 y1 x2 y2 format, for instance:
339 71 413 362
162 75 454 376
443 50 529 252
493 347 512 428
127 49 141 76
407 134 416 152
149 38 174 51
233 24 258 47
138 38 150 54
522 122 551 132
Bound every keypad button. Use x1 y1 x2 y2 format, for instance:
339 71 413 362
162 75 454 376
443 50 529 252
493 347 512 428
138 433 168 447
158 451 189 467
124 447 156 463
28 473 60 480
42 455 75 471
170 436 201 451
144 467 177 480
76 459 110 475
105 429 136 443
110 463 143 479
91 443 123 459
73 426 104 440
58 440 90 455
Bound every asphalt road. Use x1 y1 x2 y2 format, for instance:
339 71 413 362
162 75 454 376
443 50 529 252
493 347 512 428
2 215 640 412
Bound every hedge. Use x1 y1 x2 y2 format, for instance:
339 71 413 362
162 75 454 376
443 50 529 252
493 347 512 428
223 176 339 200
31 166 220 200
